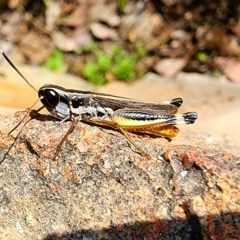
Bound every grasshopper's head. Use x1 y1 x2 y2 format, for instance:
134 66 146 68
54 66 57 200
38 84 70 120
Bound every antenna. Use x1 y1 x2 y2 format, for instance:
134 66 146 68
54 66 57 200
0 49 38 93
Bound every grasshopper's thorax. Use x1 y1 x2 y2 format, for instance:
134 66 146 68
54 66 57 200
39 85 114 121
69 92 114 120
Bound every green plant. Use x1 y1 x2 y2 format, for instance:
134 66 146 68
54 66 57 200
82 62 107 86
112 47 137 81
82 42 147 86
195 51 208 61
118 0 127 14
135 42 147 57
44 48 65 72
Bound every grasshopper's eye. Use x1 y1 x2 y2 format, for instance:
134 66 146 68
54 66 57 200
44 89 60 108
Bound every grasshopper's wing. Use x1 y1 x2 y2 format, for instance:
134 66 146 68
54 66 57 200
92 94 182 114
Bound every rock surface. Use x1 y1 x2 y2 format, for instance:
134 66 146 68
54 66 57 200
0 65 240 239
0 115 239 239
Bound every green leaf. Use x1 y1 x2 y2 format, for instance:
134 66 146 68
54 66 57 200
44 48 65 72
196 51 208 61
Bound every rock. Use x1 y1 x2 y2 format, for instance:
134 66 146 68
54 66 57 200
0 113 239 239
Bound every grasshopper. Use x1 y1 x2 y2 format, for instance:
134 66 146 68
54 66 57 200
1 49 197 159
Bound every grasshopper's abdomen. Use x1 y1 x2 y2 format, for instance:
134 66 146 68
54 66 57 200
113 109 174 128
112 109 197 131
135 125 180 138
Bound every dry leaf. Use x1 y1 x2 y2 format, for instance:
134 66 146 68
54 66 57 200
52 28 92 52
57 4 88 27
89 2 120 27
214 57 240 83
90 22 118 40
18 32 51 63
45 1 61 31
153 58 188 77
196 26 240 56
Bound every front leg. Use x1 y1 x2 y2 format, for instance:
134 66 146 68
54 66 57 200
52 119 78 161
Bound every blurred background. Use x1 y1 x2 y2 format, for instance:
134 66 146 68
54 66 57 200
0 0 239 145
